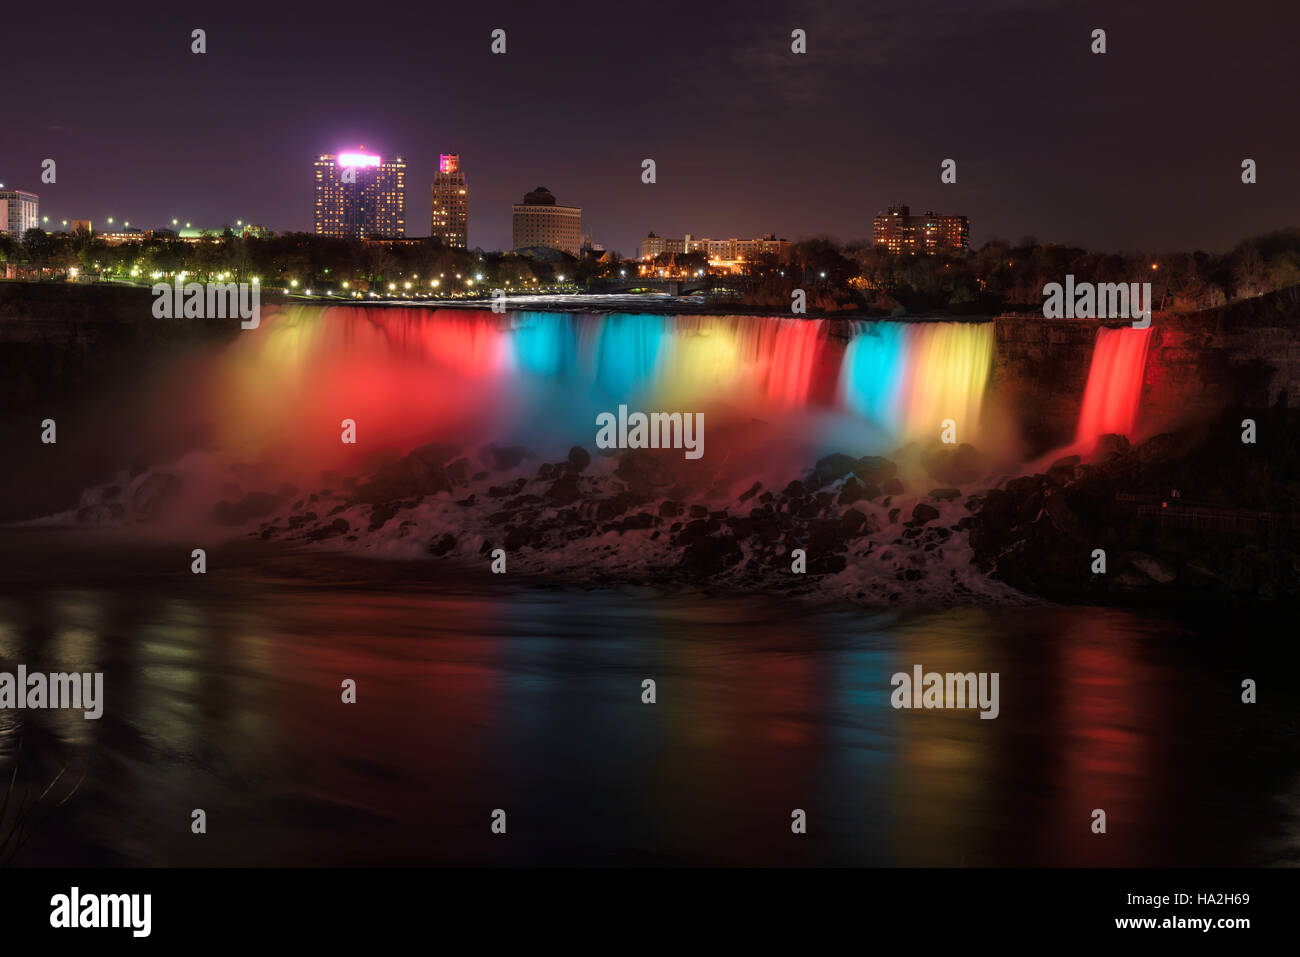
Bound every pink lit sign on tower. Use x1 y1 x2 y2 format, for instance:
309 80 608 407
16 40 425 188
338 151 382 168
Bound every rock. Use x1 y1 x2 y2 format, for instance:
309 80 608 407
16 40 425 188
546 473 582 505
738 481 762 503
813 453 858 484
368 503 400 530
445 458 471 485
76 503 125 523
1047 455 1082 485
808 554 848 575
131 473 180 520
928 488 962 501
852 456 898 484
567 446 592 472
1130 552 1176 583
615 449 675 491
481 444 530 471
306 518 350 541
1091 433 1131 464
838 476 882 506
428 533 457 556
504 526 536 550
488 478 527 498
678 534 743 576
910 503 941 525
614 512 657 532
595 496 631 521
357 456 450 504
1136 433 1180 464
1041 490 1088 542
882 477 904 496
289 511 318 529
1005 476 1039 499
922 443 987 485
840 508 872 537
658 500 684 518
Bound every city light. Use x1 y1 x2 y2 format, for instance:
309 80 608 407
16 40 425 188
338 152 381 168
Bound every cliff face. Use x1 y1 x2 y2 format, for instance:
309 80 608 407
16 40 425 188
991 285 1300 456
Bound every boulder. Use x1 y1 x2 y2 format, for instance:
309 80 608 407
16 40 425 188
131 473 180 520
567 446 592 472
910 503 940 525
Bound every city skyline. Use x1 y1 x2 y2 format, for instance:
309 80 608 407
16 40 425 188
4 0 1298 256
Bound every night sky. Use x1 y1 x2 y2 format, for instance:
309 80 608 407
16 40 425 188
5 0 1297 255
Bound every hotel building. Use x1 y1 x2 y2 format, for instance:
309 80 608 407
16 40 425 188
314 149 407 239
639 232 792 264
430 154 468 248
872 204 969 254
512 187 581 256
0 189 39 239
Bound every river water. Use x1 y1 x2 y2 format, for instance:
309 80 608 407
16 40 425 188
2 528 1295 867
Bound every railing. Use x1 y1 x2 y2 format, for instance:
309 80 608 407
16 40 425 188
1115 493 1294 534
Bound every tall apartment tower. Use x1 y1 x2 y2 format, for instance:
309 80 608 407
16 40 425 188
430 154 468 248
313 149 407 239
872 204 969 254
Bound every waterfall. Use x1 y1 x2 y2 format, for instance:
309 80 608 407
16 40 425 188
1075 326 1152 448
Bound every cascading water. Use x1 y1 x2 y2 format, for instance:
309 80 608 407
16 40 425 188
836 320 994 444
1074 326 1153 449
208 307 997 478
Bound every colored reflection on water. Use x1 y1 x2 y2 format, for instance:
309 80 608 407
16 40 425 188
0 532 1294 867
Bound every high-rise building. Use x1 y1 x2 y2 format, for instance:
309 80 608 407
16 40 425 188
0 189 39 239
313 149 407 239
873 204 969 254
512 187 581 256
430 154 468 248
